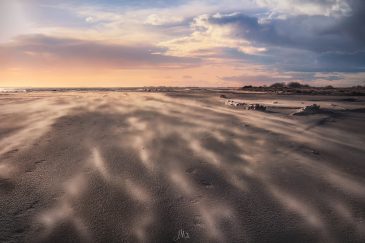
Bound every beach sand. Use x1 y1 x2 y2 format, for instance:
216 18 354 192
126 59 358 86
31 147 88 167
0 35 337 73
0 90 364 242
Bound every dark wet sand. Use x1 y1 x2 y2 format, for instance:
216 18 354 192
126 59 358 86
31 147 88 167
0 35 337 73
0 91 364 242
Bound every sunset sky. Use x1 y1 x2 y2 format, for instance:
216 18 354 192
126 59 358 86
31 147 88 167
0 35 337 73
1 0 364 87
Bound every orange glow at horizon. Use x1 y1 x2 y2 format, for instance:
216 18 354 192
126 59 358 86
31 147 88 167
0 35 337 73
0 65 250 87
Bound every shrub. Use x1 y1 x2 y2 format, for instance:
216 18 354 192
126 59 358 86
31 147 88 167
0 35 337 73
287 82 303 88
270 82 286 88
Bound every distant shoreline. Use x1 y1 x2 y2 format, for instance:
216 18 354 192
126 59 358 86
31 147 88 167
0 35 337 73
1 86 364 96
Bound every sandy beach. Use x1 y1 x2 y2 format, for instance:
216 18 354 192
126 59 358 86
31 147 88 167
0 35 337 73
0 90 364 242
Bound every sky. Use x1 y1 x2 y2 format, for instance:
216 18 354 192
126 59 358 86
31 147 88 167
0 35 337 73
0 0 364 87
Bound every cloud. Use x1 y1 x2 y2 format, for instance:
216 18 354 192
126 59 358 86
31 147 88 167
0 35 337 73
156 6 365 73
220 73 292 83
209 11 364 53
317 74 345 81
255 0 351 17
0 1 31 41
224 45 365 73
219 71 348 84
192 3 365 73
144 14 184 26
0 35 200 69
158 14 266 57
337 0 365 43
219 71 323 83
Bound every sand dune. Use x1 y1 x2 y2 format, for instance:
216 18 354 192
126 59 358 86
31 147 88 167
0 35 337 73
0 91 364 242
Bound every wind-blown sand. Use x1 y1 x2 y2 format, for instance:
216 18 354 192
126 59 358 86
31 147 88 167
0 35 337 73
0 90 364 242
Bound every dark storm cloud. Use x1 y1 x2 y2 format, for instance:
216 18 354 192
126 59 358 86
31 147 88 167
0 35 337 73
0 35 200 69
337 0 365 43
320 75 345 81
225 46 365 73
206 0 365 73
210 12 364 53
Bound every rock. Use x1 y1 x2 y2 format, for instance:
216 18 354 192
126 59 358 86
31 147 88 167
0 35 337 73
302 104 320 112
293 104 320 115
220 95 228 99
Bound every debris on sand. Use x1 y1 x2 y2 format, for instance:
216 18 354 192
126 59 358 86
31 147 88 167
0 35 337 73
247 104 267 111
141 87 173 92
225 100 247 107
293 104 321 115
225 100 267 111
